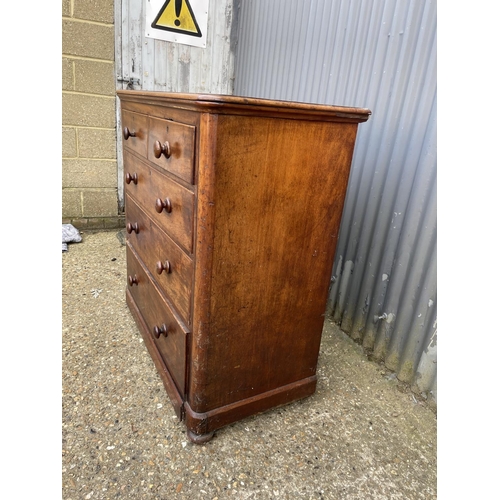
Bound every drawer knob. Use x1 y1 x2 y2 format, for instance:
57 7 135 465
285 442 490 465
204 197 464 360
153 324 168 339
123 127 136 140
128 275 138 286
125 172 138 185
153 140 171 159
155 197 172 214
126 222 140 234
156 260 171 275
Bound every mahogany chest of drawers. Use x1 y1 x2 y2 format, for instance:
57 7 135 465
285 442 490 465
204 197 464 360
117 91 370 443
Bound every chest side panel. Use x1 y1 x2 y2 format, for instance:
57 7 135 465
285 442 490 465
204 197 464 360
198 114 358 411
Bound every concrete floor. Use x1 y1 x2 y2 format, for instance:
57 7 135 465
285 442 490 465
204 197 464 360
62 230 437 500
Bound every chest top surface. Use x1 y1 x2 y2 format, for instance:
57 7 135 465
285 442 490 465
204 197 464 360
117 90 371 123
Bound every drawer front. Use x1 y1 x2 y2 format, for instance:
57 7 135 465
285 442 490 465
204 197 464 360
126 195 193 324
148 116 195 184
122 110 148 158
124 150 195 254
126 244 188 394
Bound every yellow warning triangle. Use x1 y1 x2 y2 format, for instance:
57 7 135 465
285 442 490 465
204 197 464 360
151 0 202 37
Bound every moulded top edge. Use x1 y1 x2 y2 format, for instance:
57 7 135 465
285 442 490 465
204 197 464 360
116 90 372 122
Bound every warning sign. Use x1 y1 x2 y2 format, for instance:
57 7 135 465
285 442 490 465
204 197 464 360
152 0 202 37
146 0 208 48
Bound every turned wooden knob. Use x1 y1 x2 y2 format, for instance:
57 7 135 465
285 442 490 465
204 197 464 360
156 260 171 275
123 127 136 140
153 324 168 339
128 275 138 286
126 222 139 234
125 172 138 185
153 140 171 159
155 197 172 214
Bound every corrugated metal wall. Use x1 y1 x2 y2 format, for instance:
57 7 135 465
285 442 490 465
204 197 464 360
234 0 437 400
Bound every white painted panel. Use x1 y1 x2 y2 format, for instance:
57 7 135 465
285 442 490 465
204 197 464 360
116 0 237 93
114 0 239 210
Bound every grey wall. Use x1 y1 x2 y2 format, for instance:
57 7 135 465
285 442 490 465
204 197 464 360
234 0 437 400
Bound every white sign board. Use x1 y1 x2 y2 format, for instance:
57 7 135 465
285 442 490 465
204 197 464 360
146 0 209 48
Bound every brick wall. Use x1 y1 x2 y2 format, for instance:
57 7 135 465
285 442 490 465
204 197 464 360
62 0 124 230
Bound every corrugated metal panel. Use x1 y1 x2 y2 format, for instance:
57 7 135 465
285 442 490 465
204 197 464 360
234 0 437 400
114 0 240 210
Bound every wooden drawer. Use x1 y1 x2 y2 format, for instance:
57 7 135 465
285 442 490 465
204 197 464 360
124 150 195 254
147 116 195 184
126 194 193 324
126 244 188 394
122 110 148 158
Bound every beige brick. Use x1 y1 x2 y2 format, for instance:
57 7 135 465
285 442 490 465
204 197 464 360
62 190 83 218
74 59 115 96
78 128 117 159
85 217 107 229
62 159 117 188
62 93 116 128
74 0 114 24
62 20 114 60
65 216 124 230
62 58 74 90
104 216 126 229
65 218 87 229
62 0 72 17
82 189 119 217
63 127 77 157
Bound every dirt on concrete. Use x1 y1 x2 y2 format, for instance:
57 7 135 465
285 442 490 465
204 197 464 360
62 230 437 499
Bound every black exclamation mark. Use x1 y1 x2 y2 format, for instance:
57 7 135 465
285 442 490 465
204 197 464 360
174 0 182 26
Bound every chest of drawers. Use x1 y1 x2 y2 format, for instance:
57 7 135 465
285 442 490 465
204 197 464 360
117 91 370 443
